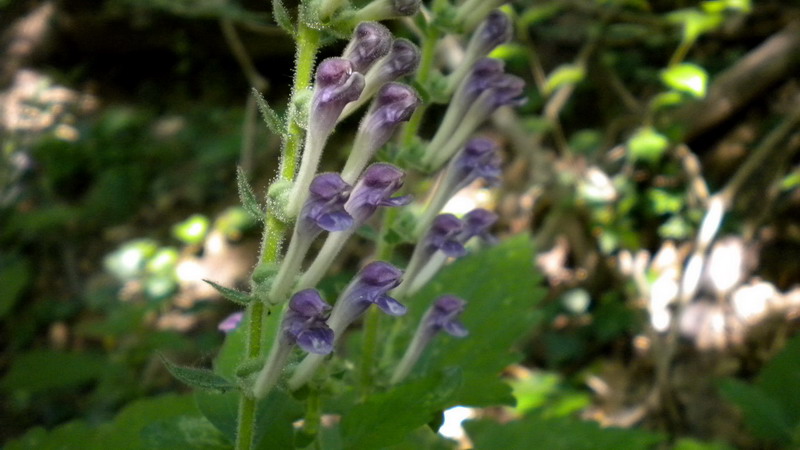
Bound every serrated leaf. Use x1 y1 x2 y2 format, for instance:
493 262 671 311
251 88 284 135
341 369 462 449
544 64 585 95
161 356 236 393
203 279 253 305
272 0 295 36
661 63 708 98
236 166 265 221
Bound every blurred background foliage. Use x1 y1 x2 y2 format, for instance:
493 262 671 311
2 0 800 448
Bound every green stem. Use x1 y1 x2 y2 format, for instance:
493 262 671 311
358 307 382 398
235 19 321 450
400 26 440 146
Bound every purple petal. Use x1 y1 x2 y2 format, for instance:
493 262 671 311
289 289 331 316
443 320 469 337
380 194 412 207
441 241 467 258
218 311 244 333
343 22 393 73
316 211 355 232
296 328 335 354
375 294 407 316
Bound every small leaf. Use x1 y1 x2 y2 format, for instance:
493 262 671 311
667 9 724 44
661 63 708 98
160 355 237 393
203 279 253 305
272 0 295 36
251 88 284 135
237 167 265 221
544 64 585 95
172 214 210 245
627 127 670 163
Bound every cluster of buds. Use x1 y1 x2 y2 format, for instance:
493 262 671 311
239 6 525 400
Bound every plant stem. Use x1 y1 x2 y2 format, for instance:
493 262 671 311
235 19 321 450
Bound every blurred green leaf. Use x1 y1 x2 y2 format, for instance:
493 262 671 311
667 9 724 44
160 356 237 393
4 421 94 450
544 64 585 95
272 0 295 36
719 378 793 443
661 63 708 98
1 351 107 394
627 127 669 163
0 257 31 318
756 334 800 424
673 437 735 450
140 416 230 449
465 415 664 449
146 247 179 274
104 239 159 281
173 214 210 245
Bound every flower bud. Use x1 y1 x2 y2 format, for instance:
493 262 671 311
311 58 366 138
447 11 512 93
458 208 498 244
353 0 421 22
343 22 393 74
424 214 467 258
330 261 406 332
342 82 420 182
281 289 335 354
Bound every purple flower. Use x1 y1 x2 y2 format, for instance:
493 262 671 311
328 261 406 335
343 22 393 74
450 138 502 191
345 163 412 224
299 173 354 237
311 58 366 138
460 58 507 106
218 311 244 333
374 39 421 83
391 295 468 383
424 214 467 258
425 295 469 338
472 11 512 56
458 208 498 244
281 289 334 354
341 82 420 182
354 0 421 22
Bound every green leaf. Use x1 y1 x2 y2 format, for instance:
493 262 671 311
756 333 800 424
251 88 284 136
272 0 295 37
627 127 669 163
203 279 253 305
94 394 201 449
667 8 724 44
544 64 585 95
4 421 94 450
195 389 303 449
236 166 265 221
465 415 664 449
719 378 793 443
402 234 545 406
341 369 462 449
161 355 237 393
661 63 708 98
1 350 107 394
140 416 231 449
0 256 31 318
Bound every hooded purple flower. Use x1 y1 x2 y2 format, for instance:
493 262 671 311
298 173 354 237
345 163 412 224
424 214 467 258
281 289 335 354
341 83 420 182
342 22 393 74
327 261 406 336
311 58 366 138
450 138 502 190
391 295 468 383
425 295 469 337
473 11 512 56
375 39 420 83
458 208 498 244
